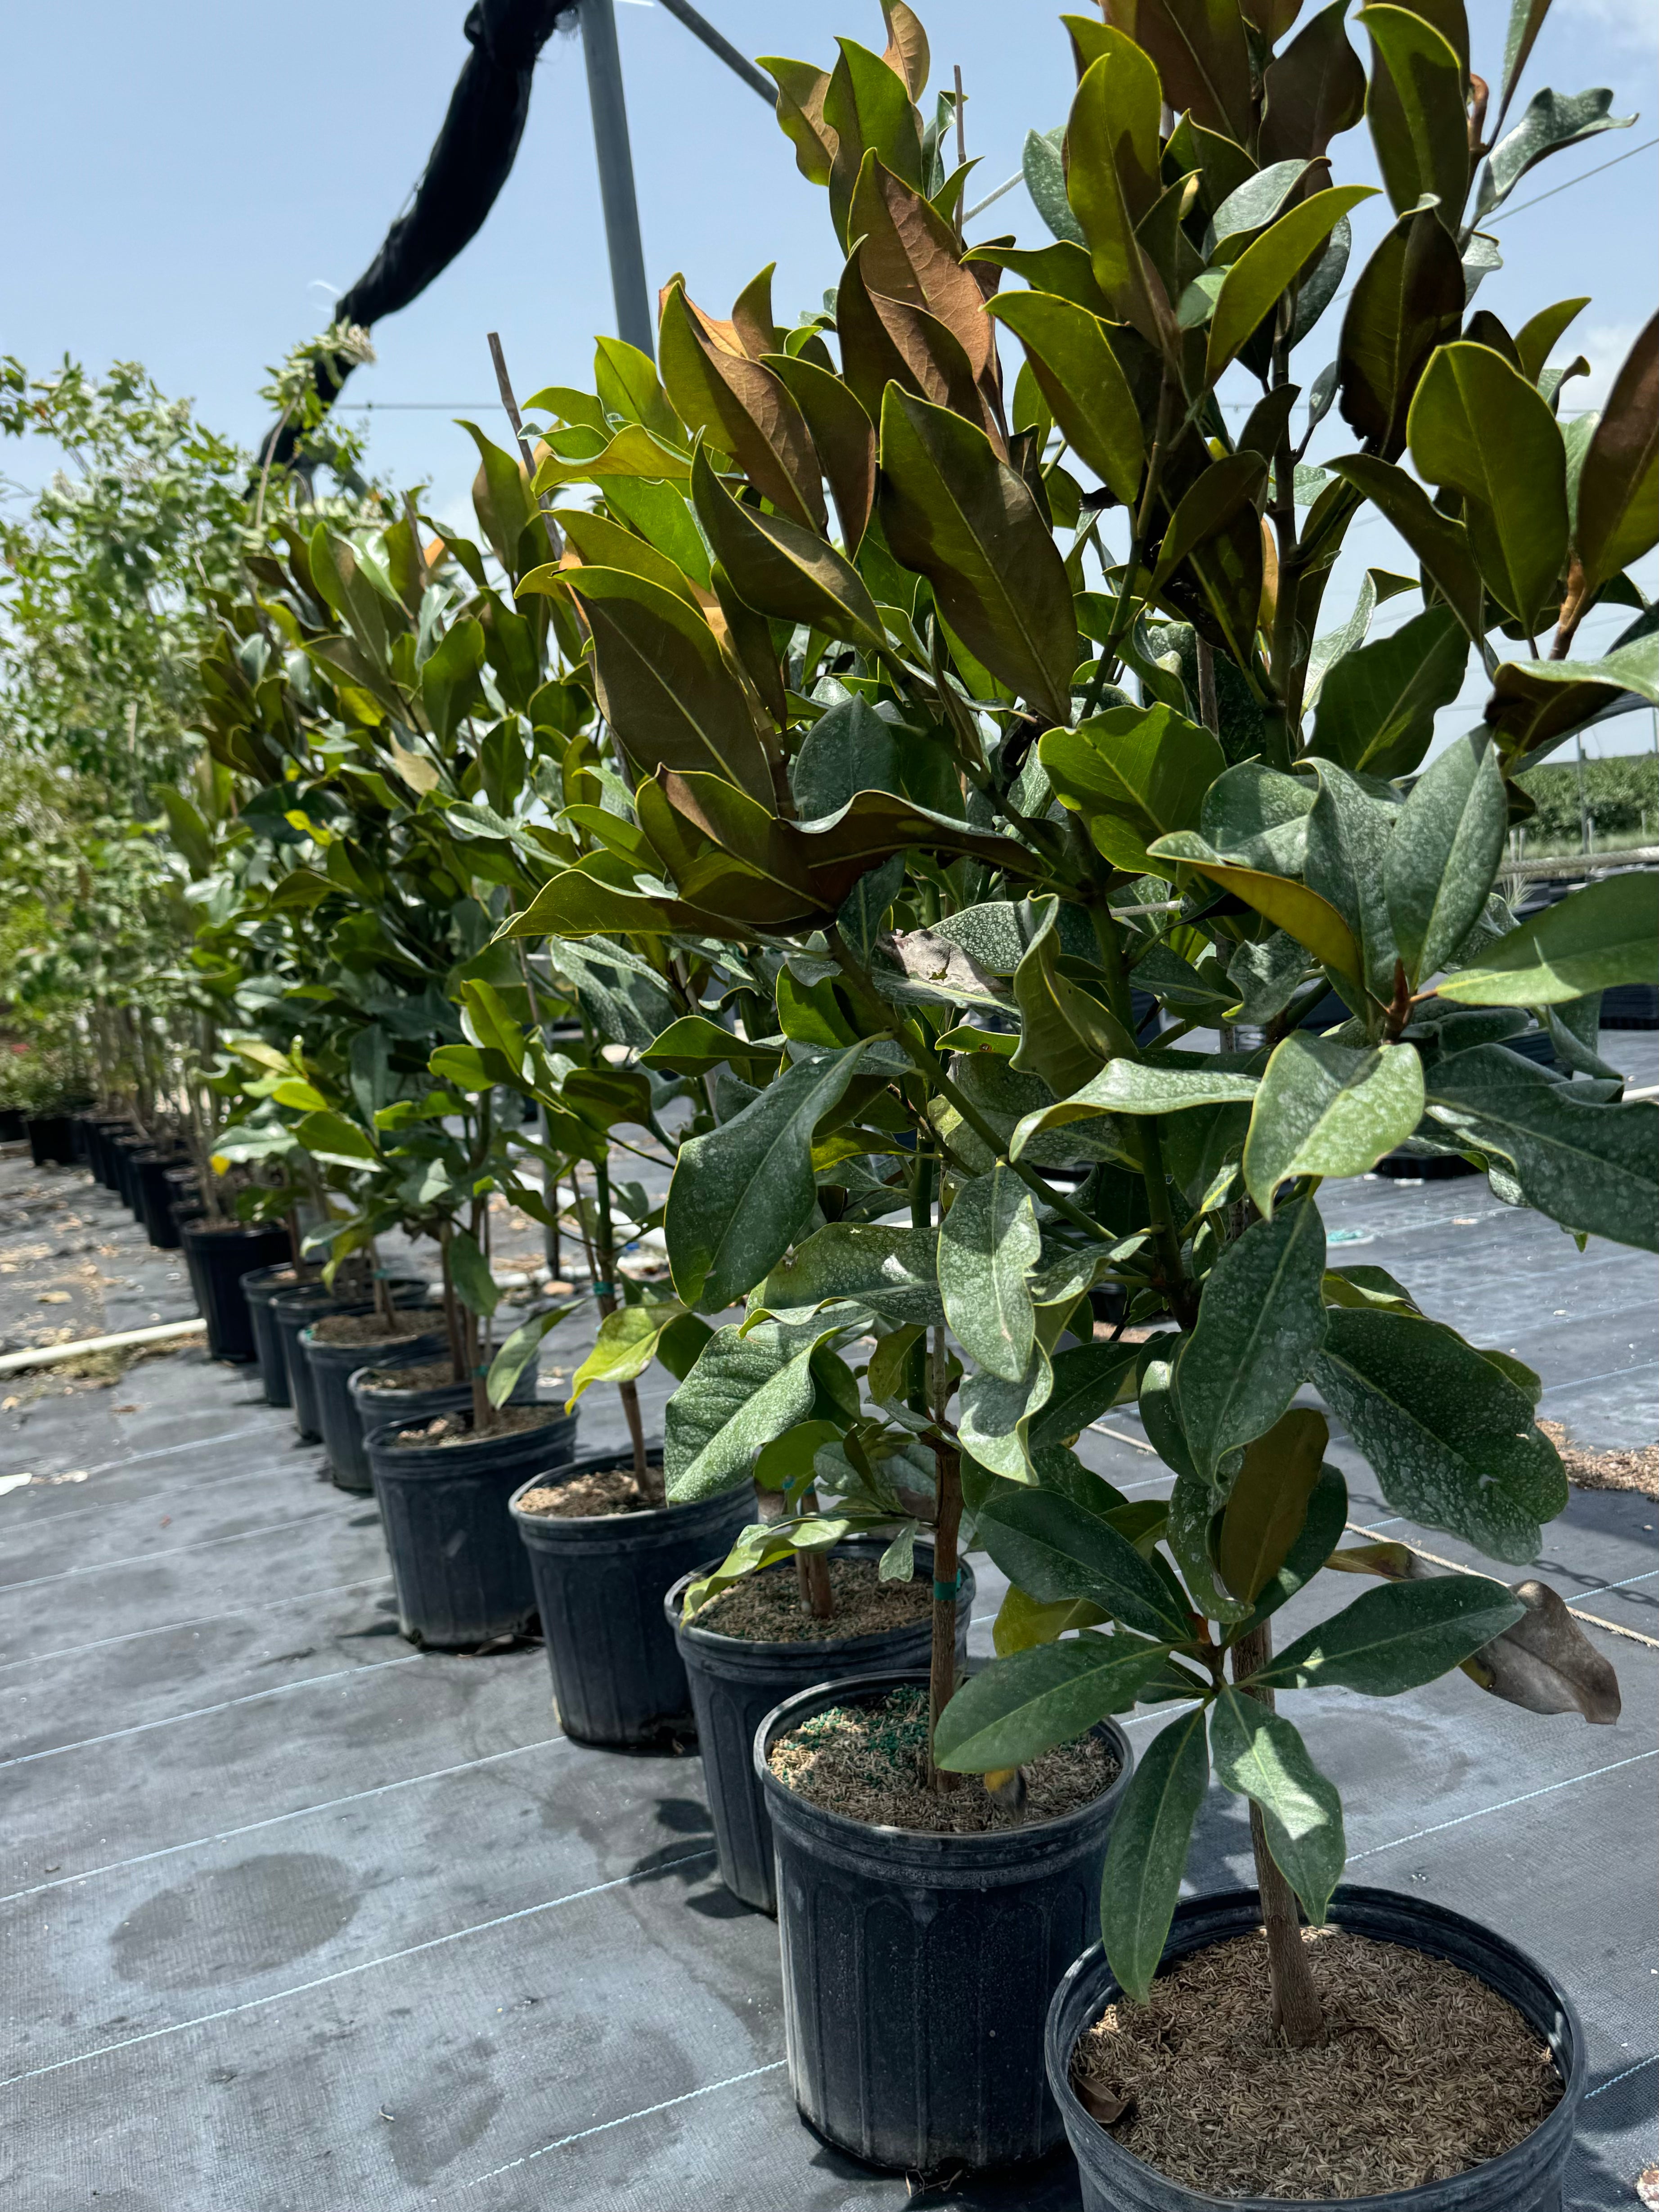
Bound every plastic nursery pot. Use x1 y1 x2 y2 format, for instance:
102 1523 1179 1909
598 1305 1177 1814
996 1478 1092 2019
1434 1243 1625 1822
110 1131 152 1213
513 1453 754 1748
366 1407 579 1648
347 1353 538 1439
756 1669 1133 2173
0 1107 25 1144
131 1150 190 1250
81 1116 126 1186
26 1113 80 1169
178 1221 293 1362
241 1263 316 1407
1044 1885 1586 2212
666 1537 976 1914
299 1317 451 1494
270 1280 427 1440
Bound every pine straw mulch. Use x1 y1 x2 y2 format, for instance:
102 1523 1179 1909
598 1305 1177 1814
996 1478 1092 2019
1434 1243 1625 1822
694 1556 931 1643
1072 1925 1562 2200
357 1356 465 1394
768 1684 1117 1834
1539 1420 1659 1500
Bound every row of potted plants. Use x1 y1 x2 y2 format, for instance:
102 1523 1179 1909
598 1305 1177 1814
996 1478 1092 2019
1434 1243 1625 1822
32 0 1659 2197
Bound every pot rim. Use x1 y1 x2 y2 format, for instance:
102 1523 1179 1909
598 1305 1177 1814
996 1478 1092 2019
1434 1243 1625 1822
370 1406 578 1457
298 1318 446 1359
1043 1883 1585 2211
666 1536 975 1657
754 1664 1133 1853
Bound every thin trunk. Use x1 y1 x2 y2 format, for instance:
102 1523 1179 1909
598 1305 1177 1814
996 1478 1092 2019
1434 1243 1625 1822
794 1484 835 1620
1230 1621 1326 2046
440 1223 466 1387
468 1196 491 1432
593 1156 660 1501
368 1236 395 1326
926 1325 963 1793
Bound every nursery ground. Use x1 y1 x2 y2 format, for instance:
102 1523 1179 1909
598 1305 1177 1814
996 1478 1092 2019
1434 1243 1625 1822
0 1054 1655 2212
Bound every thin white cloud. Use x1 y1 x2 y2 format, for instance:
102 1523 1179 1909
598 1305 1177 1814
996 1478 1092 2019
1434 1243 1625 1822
1557 0 1659 50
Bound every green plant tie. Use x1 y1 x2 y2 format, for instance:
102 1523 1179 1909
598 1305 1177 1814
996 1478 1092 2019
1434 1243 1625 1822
933 1569 963 1602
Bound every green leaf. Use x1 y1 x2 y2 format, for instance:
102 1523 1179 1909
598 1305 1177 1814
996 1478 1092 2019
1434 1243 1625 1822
1325 454 1486 643
1250 1573 1527 1693
935 1633 1175 1771
1407 343 1569 627
1573 313 1658 594
1125 0 1253 143
488 1300 579 1407
1479 87 1634 222
1199 760 1314 872
877 388 1079 725
566 1298 688 1408
1151 453 1268 589
666 1044 869 1312
1303 761 1398 1004
689 442 886 651
1217 1408 1331 1601
1384 730 1507 984
938 1165 1040 1383
1100 1709 1210 2004
447 1227 500 1318
294 1110 378 1168
986 292 1144 506
1310 1306 1567 1561
658 280 822 529
1030 1339 1147 1452
1012 1061 1258 1163
1435 873 1659 1005
1498 0 1551 114
824 35 924 248
157 785 213 875
417 616 485 746
1010 896 1137 1097
1065 44 1173 350
1236 1460 1350 1631
1310 606 1469 779
975 1488 1192 1640
1259 0 1368 165
1424 1045 1659 1252
1244 1038 1425 1215
993 1583 1109 1655
1207 186 1378 381
1148 832 1366 998
1359 5 1470 221
1209 1692 1345 1921
664 1319 836 1501
1177 1200 1329 1485
1337 207 1465 460
271 1078 331 1114
757 1222 941 1326
1041 703 1226 877
791 695 899 818
641 1016 779 1084
958 1349 1053 1482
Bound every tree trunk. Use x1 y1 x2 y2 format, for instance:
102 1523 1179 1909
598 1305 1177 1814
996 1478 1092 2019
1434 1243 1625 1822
794 1485 834 1620
1230 1621 1326 2046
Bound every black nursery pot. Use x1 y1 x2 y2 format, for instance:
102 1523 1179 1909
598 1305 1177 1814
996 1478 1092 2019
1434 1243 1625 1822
83 1116 127 1186
666 1538 976 1913
1044 1885 1586 2212
110 1131 152 1213
758 1668 1133 2173
132 1150 190 1249
347 1353 539 1438
0 1106 24 1143
241 1264 317 1407
26 1113 79 1168
179 1221 293 1361
512 1455 754 1748
299 1316 450 1494
367 1409 579 1648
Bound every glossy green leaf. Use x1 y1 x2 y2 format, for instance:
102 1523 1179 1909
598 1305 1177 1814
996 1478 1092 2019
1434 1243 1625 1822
1310 1305 1568 1560
1236 1460 1350 1631
976 1486 1193 1640
1150 832 1367 995
1150 454 1268 587
1424 1044 1659 1252
938 1166 1041 1382
446 1227 499 1318
666 1043 868 1311
759 1223 942 1326
1065 45 1173 350
1407 342 1569 627
1124 0 1254 142
1022 125 1087 247
1574 314 1658 593
1041 703 1225 876
1384 731 1507 984
765 348 877 550
935 1633 1175 1771
1177 1199 1329 1485
1260 0 1368 164
1209 1692 1345 1921
1243 1037 1425 1214
1029 1340 1145 1451
1010 897 1137 1097
992 1583 1110 1655
566 1298 688 1408
1303 760 1398 1003
1217 1409 1331 1601
1435 873 1659 1005
664 1319 836 1501
1199 760 1314 873
824 35 924 248
294 1110 378 1167
1012 1060 1258 1162
1360 5 1470 221
1479 87 1634 222
878 388 1079 725
1100 1708 1210 2003
417 615 485 746
1325 454 1486 643
1310 605 1469 778
1498 0 1550 112
487 1301 578 1408
641 1016 778 1084
1207 185 1378 380
689 443 885 652
1336 207 1465 460
1250 1572 1527 1693
986 292 1144 505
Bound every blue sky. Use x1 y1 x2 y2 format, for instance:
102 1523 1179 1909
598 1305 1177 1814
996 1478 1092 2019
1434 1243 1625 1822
4 0 1655 756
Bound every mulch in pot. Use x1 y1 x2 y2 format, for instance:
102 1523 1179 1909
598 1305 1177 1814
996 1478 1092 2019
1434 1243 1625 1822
767 1684 1118 1835
359 1356 464 1393
1070 1924 1564 2200
693 1556 931 1642
394 1405 566 1448
309 1308 434 1349
516 1460 663 1517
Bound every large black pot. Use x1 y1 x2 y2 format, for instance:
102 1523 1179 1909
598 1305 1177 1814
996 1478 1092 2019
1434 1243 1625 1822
513 1454 754 1747
347 1353 538 1439
26 1113 78 1168
299 1315 450 1493
1045 1885 1585 2212
666 1537 977 1913
758 1669 1133 2173
179 1221 293 1361
367 1408 580 1648
241 1263 318 1407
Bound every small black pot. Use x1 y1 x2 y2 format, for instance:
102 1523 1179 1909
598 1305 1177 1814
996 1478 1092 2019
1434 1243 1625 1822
241 1263 318 1407
90 1117 135 1187
179 1221 293 1361
513 1456 754 1748
110 1131 152 1213
666 1538 976 1913
347 1354 538 1438
299 1316 450 1493
0 1106 26 1143
272 1281 429 1441
132 1150 191 1249
1044 1885 1585 2212
367 1409 580 1648
26 1113 79 1169
758 1669 1133 2173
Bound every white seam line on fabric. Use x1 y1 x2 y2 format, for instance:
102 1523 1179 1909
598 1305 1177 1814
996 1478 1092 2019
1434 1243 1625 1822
1 1507 337 1592
1347 1749 1658 1860
0 1422 284 1497
0 1735 572 1903
0 1848 717 2089
1584 2053 1658 2100
460 2060 787 2187
0 1574 396 1673
0 1653 424 1770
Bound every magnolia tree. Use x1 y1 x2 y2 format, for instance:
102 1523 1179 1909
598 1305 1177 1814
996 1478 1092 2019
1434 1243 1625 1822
485 0 1654 2038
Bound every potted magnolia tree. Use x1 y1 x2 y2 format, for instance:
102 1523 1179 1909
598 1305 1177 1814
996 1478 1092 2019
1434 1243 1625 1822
487 0 1654 2183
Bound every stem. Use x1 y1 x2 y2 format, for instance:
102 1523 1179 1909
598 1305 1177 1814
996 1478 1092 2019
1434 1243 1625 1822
1230 1620 1326 2047
794 1485 836 1620
926 1325 963 1795
468 1196 491 1433
1267 316 1304 763
1081 373 1181 717
439 1222 466 1385
594 1155 660 1500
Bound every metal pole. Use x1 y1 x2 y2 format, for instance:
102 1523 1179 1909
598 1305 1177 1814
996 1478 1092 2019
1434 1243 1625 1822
580 0 655 357
654 0 775 101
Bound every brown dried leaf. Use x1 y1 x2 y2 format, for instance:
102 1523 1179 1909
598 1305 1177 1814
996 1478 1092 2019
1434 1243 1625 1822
881 1 930 100
1077 2080 1135 2125
1466 1579 1622 1724
853 156 994 380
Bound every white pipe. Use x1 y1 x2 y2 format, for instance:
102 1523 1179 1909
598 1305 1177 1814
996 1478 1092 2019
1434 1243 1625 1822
0 1318 205 1378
